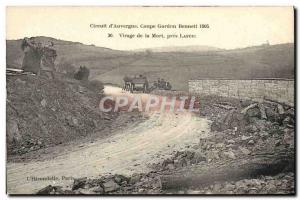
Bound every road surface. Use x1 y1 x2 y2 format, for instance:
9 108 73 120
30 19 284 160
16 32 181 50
7 86 209 194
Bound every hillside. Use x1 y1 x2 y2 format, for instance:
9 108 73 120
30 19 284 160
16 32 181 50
6 37 294 91
135 45 222 52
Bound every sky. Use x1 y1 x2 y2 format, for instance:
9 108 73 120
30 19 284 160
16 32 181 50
6 6 294 50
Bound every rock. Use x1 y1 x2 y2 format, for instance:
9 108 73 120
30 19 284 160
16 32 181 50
66 116 79 127
211 121 221 132
60 190 74 194
129 173 142 185
184 151 195 160
7 120 21 143
227 140 235 144
91 186 105 193
213 183 222 192
248 188 258 194
259 131 269 138
36 185 56 194
248 140 255 145
245 125 259 133
175 150 195 160
265 107 280 122
206 150 220 161
223 151 236 159
72 177 87 190
283 128 294 146
162 158 173 168
239 147 251 155
258 103 267 119
211 109 246 132
226 144 235 148
103 115 112 121
174 158 188 168
103 179 120 193
246 107 261 118
78 85 86 93
254 120 272 131
92 120 98 128
275 139 281 146
114 174 129 184
265 183 276 193
286 108 294 116
282 116 294 126
15 78 26 85
41 99 47 107
191 151 206 164
166 163 175 170
77 188 97 195
277 104 285 115
241 135 252 141
216 143 225 148
240 100 253 108
229 130 236 135
138 188 145 193
72 118 79 126
177 190 185 194
241 103 258 114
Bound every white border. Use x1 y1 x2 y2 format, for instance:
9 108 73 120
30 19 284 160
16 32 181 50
0 0 298 199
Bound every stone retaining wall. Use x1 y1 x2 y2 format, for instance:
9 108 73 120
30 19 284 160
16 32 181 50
188 79 294 105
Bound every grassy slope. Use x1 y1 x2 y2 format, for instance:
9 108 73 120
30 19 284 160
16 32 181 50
7 37 294 91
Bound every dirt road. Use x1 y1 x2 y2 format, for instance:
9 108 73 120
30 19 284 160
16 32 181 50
7 86 210 194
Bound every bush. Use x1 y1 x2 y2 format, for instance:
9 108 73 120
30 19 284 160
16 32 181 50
87 80 104 94
74 66 90 81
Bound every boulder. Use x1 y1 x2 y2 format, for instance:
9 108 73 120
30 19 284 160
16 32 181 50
246 107 261 118
265 107 280 122
248 140 255 145
36 185 56 195
129 173 142 185
240 99 253 108
7 120 21 143
114 174 129 185
259 131 269 139
174 158 188 168
77 188 97 195
72 177 87 190
241 135 252 141
162 158 173 168
245 124 259 133
166 163 175 170
227 140 235 144
191 151 206 164
239 147 251 155
211 109 246 132
103 179 120 193
223 151 236 159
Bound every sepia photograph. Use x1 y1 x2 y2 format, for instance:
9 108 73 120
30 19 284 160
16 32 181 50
5 6 295 195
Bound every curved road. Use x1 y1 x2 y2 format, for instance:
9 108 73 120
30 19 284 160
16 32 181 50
7 86 209 194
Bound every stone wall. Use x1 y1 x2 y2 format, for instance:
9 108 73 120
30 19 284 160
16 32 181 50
188 79 294 105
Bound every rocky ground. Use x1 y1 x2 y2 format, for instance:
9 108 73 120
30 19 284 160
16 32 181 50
36 94 295 195
6 75 146 160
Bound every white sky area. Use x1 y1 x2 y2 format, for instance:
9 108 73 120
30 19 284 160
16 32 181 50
6 6 294 50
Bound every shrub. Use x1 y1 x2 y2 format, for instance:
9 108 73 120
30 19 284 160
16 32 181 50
74 66 90 81
87 80 104 94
